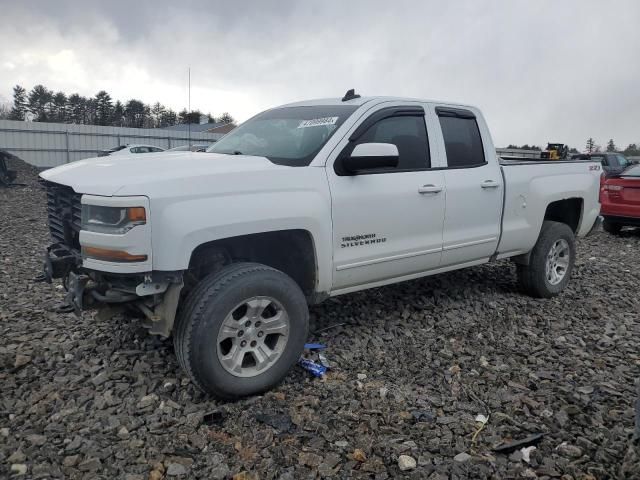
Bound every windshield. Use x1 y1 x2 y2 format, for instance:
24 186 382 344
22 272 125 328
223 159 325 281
207 105 359 166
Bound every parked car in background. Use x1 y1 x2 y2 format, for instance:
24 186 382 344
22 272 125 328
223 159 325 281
572 152 631 176
98 144 165 156
165 144 211 152
600 164 640 234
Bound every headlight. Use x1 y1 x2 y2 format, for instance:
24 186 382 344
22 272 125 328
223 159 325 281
81 205 146 234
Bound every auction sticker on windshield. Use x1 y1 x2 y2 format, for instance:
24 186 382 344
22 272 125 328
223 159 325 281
298 117 339 128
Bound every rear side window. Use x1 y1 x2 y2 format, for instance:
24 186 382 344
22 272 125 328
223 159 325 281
438 112 485 168
354 115 430 170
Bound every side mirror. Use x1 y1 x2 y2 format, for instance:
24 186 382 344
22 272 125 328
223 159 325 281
341 143 399 174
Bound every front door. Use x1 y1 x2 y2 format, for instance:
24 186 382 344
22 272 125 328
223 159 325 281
326 105 446 291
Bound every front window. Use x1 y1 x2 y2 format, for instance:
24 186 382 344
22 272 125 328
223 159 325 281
207 105 358 166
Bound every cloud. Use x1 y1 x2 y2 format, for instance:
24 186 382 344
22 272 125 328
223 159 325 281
1 0 639 149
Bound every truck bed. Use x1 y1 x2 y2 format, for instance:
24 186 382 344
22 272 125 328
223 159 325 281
496 157 601 259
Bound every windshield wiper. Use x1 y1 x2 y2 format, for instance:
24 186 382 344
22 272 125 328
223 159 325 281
232 151 243 155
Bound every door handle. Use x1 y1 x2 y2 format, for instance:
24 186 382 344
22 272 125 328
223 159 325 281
418 184 443 194
481 180 500 189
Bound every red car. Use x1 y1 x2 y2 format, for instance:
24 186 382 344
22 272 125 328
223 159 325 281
600 164 640 234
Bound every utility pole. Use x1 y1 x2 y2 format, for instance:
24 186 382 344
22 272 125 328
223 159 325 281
188 67 191 148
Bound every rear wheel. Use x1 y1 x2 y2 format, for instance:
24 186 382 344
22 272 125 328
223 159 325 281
174 262 309 399
517 221 576 298
602 219 623 235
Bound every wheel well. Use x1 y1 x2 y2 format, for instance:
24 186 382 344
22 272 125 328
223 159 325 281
187 230 317 297
544 198 583 233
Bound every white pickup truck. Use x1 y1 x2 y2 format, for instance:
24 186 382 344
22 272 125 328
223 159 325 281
40 91 601 398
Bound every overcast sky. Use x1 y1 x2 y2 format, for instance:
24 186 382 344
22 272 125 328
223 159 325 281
1 0 639 150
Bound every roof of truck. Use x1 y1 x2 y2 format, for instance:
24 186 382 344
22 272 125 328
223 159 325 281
281 95 476 110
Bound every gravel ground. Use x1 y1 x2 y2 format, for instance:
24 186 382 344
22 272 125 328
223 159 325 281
1 159 640 479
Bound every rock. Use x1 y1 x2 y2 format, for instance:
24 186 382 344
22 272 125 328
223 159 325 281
166 463 188 476
149 469 164 480
8 450 26 463
63 455 79 467
14 354 31 368
137 394 158 409
454 452 472 463
26 434 46 446
255 412 293 432
185 411 203 428
335 440 349 448
11 464 27 475
357 373 367 380
352 448 367 462
209 463 231 480
91 371 108 386
412 410 436 423
298 451 323 467
398 454 417 471
117 426 130 439
78 457 101 472
557 443 583 458
0 427 9 437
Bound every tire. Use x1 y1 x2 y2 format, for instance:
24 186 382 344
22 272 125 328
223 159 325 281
602 219 623 235
517 221 576 298
173 262 309 399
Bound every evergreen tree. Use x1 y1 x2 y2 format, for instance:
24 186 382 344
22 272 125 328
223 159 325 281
112 101 125 127
159 109 177 127
585 138 596 153
3 83 233 128
27 84 53 122
67 93 84 124
95 91 113 126
178 109 202 124
623 144 639 156
606 139 616 152
9 85 27 120
124 99 146 127
52 92 68 122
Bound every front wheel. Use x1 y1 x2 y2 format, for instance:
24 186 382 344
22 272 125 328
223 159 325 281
173 262 309 399
602 219 623 235
517 221 576 298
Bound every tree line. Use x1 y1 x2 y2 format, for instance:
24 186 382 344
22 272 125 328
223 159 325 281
1 84 235 129
508 139 640 157
585 138 640 156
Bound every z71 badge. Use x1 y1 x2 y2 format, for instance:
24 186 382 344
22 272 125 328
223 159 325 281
341 233 387 248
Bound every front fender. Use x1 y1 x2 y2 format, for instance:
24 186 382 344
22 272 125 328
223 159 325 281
149 172 333 293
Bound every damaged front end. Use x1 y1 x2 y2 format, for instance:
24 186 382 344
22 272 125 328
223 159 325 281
39 179 183 337
42 244 183 337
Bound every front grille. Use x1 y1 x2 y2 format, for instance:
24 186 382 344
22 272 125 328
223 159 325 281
41 180 82 251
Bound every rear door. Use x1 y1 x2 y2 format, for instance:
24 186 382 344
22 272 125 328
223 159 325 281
431 106 503 266
326 103 446 291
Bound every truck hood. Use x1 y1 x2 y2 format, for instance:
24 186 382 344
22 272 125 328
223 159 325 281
40 152 283 196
